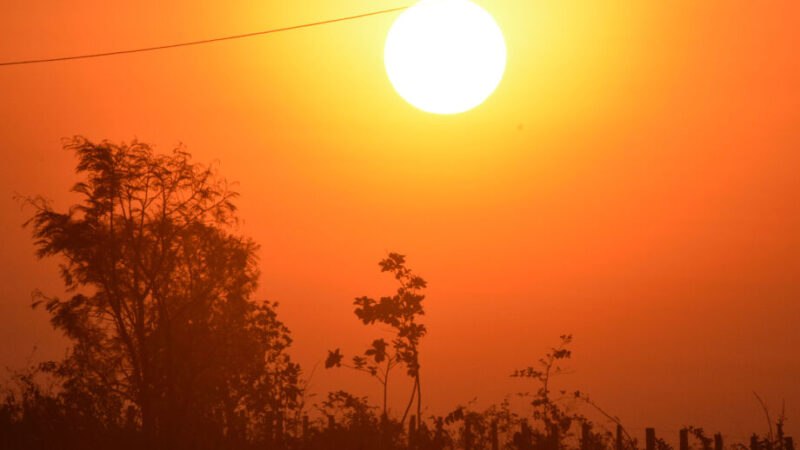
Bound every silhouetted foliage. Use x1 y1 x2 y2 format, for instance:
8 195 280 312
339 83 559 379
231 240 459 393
2 137 794 450
326 337 401 420
511 335 587 450
687 427 714 450
748 395 792 450
16 137 300 448
310 390 401 449
327 252 428 425
440 398 520 450
0 363 138 449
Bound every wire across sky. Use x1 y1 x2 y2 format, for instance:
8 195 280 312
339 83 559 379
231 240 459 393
0 5 410 67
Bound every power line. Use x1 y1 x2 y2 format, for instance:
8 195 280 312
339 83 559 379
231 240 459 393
0 5 409 67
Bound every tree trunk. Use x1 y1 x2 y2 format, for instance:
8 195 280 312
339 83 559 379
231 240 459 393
400 378 418 425
416 372 422 429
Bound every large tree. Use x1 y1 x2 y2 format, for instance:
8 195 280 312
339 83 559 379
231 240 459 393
24 136 299 448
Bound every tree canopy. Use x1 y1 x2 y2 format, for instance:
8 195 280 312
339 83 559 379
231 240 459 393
22 136 300 448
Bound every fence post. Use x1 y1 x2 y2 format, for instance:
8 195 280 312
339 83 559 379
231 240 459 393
681 428 689 450
265 411 274 445
276 411 284 446
646 428 656 450
617 425 624 450
518 419 532 450
714 433 723 450
380 413 390 448
751 434 760 450
785 437 794 450
409 415 417 450
464 416 473 450
551 423 561 450
581 422 592 450
435 419 445 448
491 419 499 450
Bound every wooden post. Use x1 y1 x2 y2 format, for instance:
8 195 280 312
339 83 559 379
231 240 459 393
518 419 532 450
276 411 284 446
380 413 389 448
464 416 473 450
616 425 624 450
409 415 417 449
785 437 794 450
491 419 499 450
435 419 445 447
646 428 656 450
751 434 760 450
681 428 690 450
327 414 335 430
551 423 561 450
581 422 592 450
714 433 723 450
265 411 274 445
302 414 309 439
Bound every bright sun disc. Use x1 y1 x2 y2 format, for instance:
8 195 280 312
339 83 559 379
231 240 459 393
384 0 506 114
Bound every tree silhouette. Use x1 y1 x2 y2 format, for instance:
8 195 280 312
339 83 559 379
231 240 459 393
326 253 428 427
326 338 401 419
3 137 791 450
512 335 586 450
21 137 300 448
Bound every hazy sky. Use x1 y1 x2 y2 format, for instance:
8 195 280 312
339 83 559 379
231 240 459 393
1 0 798 442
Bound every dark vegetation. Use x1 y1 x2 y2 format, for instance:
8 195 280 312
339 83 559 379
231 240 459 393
0 138 794 450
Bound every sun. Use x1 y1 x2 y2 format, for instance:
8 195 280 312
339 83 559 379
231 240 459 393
384 0 507 115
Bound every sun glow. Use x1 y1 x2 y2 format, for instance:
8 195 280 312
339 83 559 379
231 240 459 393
384 0 507 114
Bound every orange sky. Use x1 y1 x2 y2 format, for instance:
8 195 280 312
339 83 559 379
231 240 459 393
1 0 799 442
